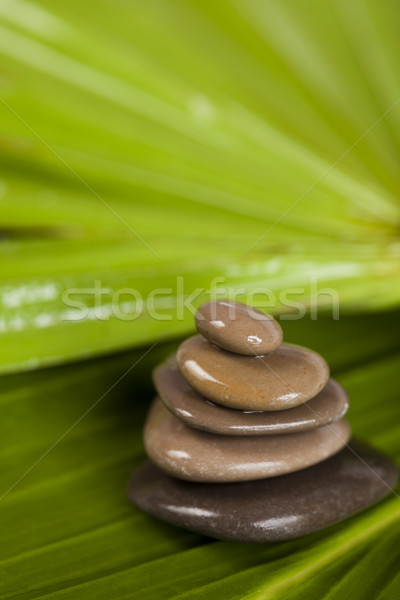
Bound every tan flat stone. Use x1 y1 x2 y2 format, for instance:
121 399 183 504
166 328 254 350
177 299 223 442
154 358 349 435
177 335 330 411
144 398 351 482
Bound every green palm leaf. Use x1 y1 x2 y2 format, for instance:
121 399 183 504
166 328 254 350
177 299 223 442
1 0 400 372
2 313 400 598
1 0 400 597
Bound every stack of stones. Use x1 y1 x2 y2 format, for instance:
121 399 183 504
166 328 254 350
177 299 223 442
129 301 398 542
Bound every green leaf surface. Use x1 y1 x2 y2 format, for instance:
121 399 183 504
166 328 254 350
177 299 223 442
0 0 400 372
1 1 400 598
0 236 400 374
1 313 400 599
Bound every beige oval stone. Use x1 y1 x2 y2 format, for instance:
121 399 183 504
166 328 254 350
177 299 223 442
195 300 282 355
144 398 351 482
177 335 330 411
154 358 349 435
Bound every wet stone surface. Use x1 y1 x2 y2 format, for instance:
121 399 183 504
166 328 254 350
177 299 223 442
128 442 399 542
195 300 283 355
129 301 398 542
177 336 330 411
144 398 351 482
154 359 349 436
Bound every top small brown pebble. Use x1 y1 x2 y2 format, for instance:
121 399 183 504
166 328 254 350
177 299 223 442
195 300 282 356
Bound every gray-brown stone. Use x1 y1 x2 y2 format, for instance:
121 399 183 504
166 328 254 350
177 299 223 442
128 442 398 542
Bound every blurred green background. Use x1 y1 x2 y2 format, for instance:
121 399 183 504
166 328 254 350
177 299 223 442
1 1 400 598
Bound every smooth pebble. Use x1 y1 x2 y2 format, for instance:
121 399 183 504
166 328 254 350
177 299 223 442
195 300 282 355
144 398 351 482
177 335 330 411
154 358 349 435
128 442 398 542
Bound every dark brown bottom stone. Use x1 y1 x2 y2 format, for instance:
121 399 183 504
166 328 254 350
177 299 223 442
127 441 398 542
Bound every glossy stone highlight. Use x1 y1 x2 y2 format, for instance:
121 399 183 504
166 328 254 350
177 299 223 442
177 335 329 411
195 300 283 355
144 398 351 482
128 442 398 542
154 359 349 436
